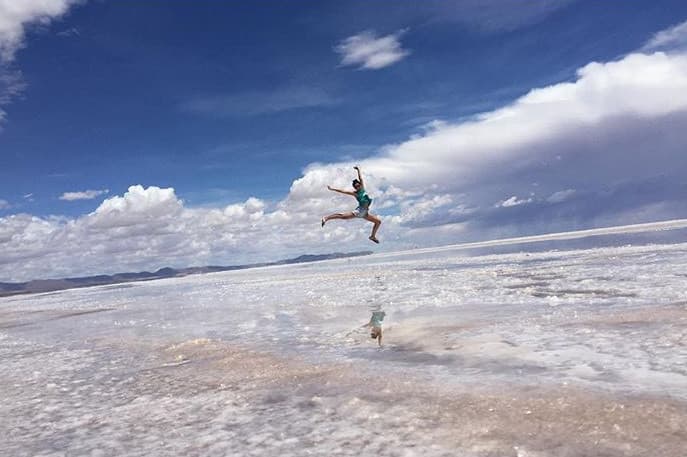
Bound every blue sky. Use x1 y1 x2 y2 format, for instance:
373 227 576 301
2 0 687 281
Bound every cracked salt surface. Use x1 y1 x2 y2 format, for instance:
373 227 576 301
1 235 687 456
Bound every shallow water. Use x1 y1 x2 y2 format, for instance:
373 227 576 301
1 239 687 456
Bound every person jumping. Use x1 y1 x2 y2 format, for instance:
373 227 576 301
321 166 381 243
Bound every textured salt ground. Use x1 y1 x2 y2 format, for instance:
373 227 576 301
2 336 685 457
2 241 687 456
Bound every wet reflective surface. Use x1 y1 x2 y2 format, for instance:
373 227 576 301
2 238 686 456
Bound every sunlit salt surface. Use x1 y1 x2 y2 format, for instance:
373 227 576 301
2 232 687 456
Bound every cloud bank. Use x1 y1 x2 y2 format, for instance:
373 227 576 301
0 185 364 281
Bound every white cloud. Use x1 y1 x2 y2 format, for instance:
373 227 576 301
0 0 79 62
355 51 687 191
643 20 687 53
0 0 80 128
59 189 109 201
496 196 533 208
0 185 367 281
335 30 410 70
0 198 9 209
292 45 687 240
394 194 453 225
88 185 180 229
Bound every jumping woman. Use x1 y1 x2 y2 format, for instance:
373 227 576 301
321 166 381 243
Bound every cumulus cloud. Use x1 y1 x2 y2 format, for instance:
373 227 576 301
335 30 410 70
392 194 459 227
59 189 109 201
0 185 367 281
0 0 80 127
355 52 687 191
0 0 79 62
643 19 687 53
294 44 687 241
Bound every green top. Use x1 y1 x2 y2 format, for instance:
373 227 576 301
355 188 372 207
370 311 385 327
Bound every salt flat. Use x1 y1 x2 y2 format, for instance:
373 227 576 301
1 234 686 456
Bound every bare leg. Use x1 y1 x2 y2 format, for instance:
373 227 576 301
322 212 356 226
364 213 381 242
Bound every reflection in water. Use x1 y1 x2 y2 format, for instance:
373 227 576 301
366 310 385 346
365 275 387 346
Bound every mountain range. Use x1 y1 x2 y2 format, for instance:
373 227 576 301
0 251 373 298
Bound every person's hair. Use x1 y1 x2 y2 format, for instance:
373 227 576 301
352 179 361 187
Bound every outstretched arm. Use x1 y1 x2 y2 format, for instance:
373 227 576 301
353 166 364 188
327 185 355 196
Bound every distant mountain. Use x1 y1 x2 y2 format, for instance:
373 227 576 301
0 251 373 298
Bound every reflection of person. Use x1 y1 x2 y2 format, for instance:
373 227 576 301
364 311 385 346
321 166 382 244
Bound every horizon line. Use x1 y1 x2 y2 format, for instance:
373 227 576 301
371 218 687 259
